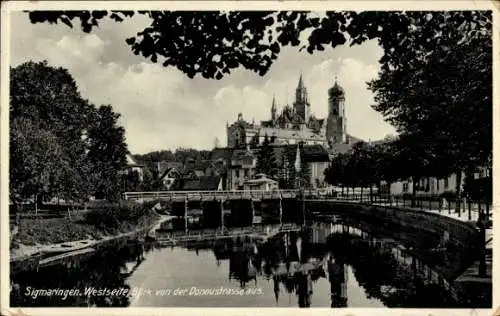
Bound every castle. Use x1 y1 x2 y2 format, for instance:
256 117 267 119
226 74 359 149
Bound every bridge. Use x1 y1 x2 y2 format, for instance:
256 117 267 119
123 189 315 228
122 189 302 202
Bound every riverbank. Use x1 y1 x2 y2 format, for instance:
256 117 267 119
10 201 163 262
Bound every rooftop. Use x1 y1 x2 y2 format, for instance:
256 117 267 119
181 176 222 191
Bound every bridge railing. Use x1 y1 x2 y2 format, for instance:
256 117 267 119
123 189 303 201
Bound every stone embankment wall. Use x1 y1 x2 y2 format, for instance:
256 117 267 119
307 201 479 249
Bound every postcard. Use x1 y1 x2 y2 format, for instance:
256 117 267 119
1 1 497 315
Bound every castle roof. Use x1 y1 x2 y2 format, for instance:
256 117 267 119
272 144 330 164
259 127 324 141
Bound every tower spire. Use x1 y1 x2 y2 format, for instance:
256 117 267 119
298 71 304 89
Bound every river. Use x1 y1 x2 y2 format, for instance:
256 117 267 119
10 214 482 308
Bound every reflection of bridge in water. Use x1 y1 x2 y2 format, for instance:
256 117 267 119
155 223 302 243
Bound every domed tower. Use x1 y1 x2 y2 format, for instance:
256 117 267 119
326 76 346 145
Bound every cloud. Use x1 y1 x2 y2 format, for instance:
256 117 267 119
10 12 396 154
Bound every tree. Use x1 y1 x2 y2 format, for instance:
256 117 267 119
87 105 128 201
10 61 94 204
27 11 490 79
255 134 278 179
368 19 492 210
249 134 259 149
10 61 129 204
324 153 344 192
121 169 141 192
10 117 69 207
298 155 311 189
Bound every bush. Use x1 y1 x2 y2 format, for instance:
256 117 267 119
83 202 147 231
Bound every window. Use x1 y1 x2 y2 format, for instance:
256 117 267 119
236 170 240 178
244 169 249 178
403 183 409 192
444 177 449 189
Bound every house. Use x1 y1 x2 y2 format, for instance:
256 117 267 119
243 174 279 191
158 167 182 190
229 146 258 190
124 154 144 182
390 167 492 197
181 175 224 191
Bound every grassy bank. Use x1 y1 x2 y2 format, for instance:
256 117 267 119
11 200 161 247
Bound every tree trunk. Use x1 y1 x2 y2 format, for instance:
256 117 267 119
360 187 364 202
36 193 44 210
10 194 20 214
478 218 487 277
411 177 417 207
455 170 462 213
369 185 373 203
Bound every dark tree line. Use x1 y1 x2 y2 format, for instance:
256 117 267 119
10 61 128 206
324 138 492 206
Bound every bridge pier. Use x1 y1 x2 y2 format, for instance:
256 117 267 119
261 199 280 223
202 200 223 229
229 199 254 227
282 198 301 224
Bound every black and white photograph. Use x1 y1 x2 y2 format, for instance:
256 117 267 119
2 1 496 311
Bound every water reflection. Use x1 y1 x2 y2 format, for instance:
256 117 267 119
10 219 485 308
11 238 154 307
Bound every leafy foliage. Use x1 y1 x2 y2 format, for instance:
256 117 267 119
87 105 128 201
27 11 491 79
255 135 278 179
10 61 128 203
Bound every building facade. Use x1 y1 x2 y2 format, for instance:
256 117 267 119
228 147 258 190
390 167 492 197
226 75 358 149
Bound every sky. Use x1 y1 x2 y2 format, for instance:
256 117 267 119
10 11 396 154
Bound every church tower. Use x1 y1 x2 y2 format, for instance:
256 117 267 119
271 95 277 122
293 73 311 124
326 76 346 145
